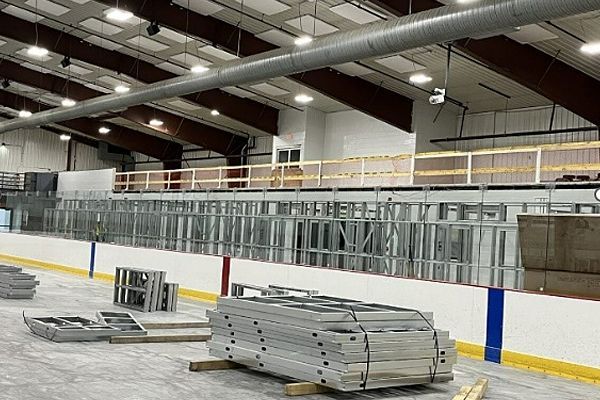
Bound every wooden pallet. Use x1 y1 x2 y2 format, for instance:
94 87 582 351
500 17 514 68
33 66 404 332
140 321 211 330
110 333 211 344
452 378 489 400
188 359 332 396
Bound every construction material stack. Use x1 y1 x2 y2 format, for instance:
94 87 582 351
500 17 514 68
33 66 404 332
0 265 40 299
207 296 456 392
113 267 178 312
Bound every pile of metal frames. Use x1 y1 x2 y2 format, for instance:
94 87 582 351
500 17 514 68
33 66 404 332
24 311 146 342
113 267 178 312
0 265 39 299
208 296 456 392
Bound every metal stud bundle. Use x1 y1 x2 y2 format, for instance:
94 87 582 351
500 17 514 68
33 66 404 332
208 296 456 392
113 267 178 312
0 264 40 299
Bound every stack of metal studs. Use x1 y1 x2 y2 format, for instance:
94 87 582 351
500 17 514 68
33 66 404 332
207 295 456 392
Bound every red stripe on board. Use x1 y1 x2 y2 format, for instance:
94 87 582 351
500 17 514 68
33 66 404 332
221 256 231 296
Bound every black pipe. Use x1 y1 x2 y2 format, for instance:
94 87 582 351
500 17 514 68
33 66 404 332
127 152 272 165
430 126 599 143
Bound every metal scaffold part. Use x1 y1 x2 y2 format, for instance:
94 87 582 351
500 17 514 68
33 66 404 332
96 311 147 336
24 311 147 342
0 265 40 299
113 267 178 312
207 295 456 392
24 316 121 342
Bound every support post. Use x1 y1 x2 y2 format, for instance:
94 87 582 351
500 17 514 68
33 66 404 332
467 152 473 184
535 148 542 183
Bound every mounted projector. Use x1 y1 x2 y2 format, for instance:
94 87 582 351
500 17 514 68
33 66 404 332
429 88 446 105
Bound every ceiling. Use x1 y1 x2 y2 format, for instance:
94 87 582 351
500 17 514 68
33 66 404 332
0 0 597 155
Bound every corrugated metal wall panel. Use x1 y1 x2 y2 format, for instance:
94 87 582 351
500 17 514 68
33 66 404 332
0 128 66 172
72 142 121 171
0 127 113 173
457 106 598 183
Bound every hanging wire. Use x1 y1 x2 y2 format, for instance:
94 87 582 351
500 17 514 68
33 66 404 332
237 0 244 57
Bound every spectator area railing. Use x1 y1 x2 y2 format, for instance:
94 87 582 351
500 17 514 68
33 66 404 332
0 172 25 191
114 140 600 191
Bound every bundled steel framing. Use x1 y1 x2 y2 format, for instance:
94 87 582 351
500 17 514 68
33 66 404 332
0 265 39 299
113 267 178 312
208 296 456 392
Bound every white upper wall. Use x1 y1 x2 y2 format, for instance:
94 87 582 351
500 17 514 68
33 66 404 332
274 107 425 162
324 109 416 159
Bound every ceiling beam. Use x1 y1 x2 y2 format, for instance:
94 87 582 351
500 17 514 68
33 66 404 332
0 13 279 135
95 0 414 132
0 58 246 155
370 0 600 126
0 90 183 162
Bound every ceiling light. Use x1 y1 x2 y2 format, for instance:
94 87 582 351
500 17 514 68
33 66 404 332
149 118 164 127
1 79 10 89
18 110 32 118
59 134 71 141
61 98 76 107
60 56 71 68
294 36 313 46
98 126 111 134
27 46 49 57
146 21 161 37
409 73 433 84
114 85 130 93
106 8 133 22
191 65 209 73
581 42 600 55
294 94 314 104
211 109 220 116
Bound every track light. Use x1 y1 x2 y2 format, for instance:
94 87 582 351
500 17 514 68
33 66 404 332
114 85 130 93
294 36 313 46
149 119 164 127
1 79 10 89
146 21 161 37
409 73 433 84
19 110 32 118
211 109 220 116
61 98 76 107
27 46 49 58
191 65 209 74
60 56 71 68
106 8 133 22
581 42 600 55
98 127 111 134
59 133 71 141
294 94 314 104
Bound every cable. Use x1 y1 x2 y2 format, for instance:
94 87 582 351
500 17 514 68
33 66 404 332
404 307 440 383
347 305 370 390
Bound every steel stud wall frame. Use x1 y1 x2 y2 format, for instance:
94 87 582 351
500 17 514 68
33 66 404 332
41 194 600 289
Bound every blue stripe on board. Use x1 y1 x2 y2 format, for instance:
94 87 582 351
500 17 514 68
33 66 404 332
89 242 96 279
485 287 505 363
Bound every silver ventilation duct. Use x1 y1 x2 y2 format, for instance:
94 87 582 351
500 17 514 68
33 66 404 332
1 0 598 133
